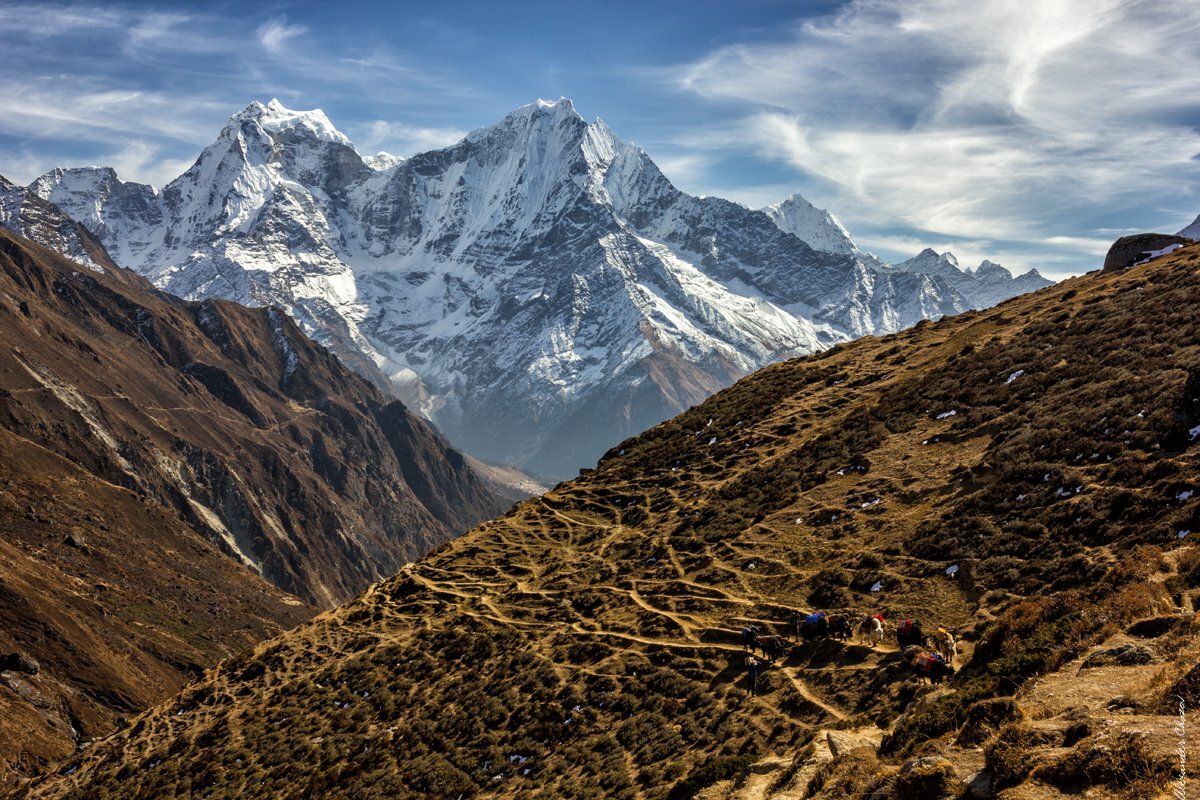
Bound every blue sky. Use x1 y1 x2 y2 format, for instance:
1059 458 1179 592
2 0 1200 278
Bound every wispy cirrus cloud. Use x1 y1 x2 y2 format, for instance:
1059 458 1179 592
257 17 306 57
0 3 468 187
669 0 1200 271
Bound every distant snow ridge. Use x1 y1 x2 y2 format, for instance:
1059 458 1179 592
1178 214 1200 240
29 98 1052 478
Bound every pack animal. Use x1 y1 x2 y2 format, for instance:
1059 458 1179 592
828 614 852 641
896 619 926 650
800 612 829 642
856 615 884 647
760 634 787 663
930 628 957 663
903 645 954 684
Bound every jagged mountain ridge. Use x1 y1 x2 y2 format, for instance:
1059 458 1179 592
0 175 113 273
30 98 1050 478
17 238 1199 800
888 248 1053 309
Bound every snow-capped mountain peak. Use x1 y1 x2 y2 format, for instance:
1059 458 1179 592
29 98 1053 478
896 247 961 273
240 98 354 148
364 152 405 171
762 193 880 265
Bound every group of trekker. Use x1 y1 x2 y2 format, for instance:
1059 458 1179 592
740 611 955 696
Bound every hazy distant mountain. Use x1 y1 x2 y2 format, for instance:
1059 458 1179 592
889 248 1051 309
30 99 1051 478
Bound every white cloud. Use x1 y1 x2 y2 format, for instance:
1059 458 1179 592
671 0 1200 267
0 83 228 145
106 140 195 189
647 151 721 194
0 4 466 187
1042 235 1114 256
355 120 467 157
0 5 124 35
258 17 306 57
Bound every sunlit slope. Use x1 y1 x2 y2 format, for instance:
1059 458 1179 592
22 242 1200 799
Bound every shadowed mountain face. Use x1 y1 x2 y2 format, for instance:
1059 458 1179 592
0 227 506 785
0 230 504 608
20 242 1200 799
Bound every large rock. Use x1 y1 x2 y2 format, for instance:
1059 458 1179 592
1079 643 1152 669
1102 233 1192 271
1 652 40 675
825 729 880 758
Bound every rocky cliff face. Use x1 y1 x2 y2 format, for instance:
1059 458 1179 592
0 227 319 784
31 99 1051 478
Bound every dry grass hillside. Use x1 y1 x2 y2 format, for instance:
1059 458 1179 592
18 242 1200 799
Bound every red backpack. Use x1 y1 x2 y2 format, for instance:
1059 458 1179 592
897 619 914 634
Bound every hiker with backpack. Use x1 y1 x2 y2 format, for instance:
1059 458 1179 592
745 655 760 696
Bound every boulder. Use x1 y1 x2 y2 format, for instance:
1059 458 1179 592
1079 643 1152 669
1102 233 1191 271
900 755 953 774
1 652 40 674
825 729 879 759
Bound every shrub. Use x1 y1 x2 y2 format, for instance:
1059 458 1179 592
807 568 852 608
1033 733 1173 793
954 697 1023 747
983 724 1043 790
665 754 758 800
892 758 960 800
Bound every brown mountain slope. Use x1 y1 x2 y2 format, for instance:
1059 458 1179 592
19 242 1200 799
0 423 312 784
0 228 505 786
0 229 505 607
